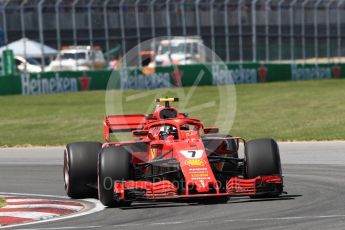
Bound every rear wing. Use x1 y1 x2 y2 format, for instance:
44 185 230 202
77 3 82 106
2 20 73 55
104 114 146 140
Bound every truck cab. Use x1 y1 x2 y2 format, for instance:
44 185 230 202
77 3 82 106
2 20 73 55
151 36 206 67
48 46 106 71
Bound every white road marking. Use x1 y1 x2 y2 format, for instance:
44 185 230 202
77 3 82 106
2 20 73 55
0 212 58 219
4 204 83 211
0 193 104 229
224 214 345 222
15 226 101 230
12 214 345 230
20 214 345 230
150 221 185 225
5 199 47 203
107 224 140 228
196 220 208 224
0 192 68 199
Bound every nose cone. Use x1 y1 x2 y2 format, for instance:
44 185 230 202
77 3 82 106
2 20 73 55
174 142 218 195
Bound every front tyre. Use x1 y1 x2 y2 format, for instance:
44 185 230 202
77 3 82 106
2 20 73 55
98 145 132 207
64 142 101 198
245 138 283 198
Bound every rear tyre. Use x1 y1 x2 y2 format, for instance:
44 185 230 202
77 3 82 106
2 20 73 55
245 138 283 198
98 145 132 207
64 142 101 198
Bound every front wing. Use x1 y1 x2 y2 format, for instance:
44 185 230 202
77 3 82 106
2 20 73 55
113 176 283 201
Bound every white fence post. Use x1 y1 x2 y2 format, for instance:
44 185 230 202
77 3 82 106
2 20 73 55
314 0 323 63
103 0 110 64
238 0 243 63
277 0 284 61
2 0 9 49
88 0 95 68
224 0 230 62
301 0 310 61
289 0 298 62
72 0 80 69
119 0 126 67
166 0 172 56
337 0 345 62
252 0 258 62
38 0 46 70
180 0 188 59
326 0 335 62
195 0 201 37
55 0 63 69
135 0 142 66
211 0 216 62
20 0 28 73
150 0 157 55
181 0 187 37
265 0 272 62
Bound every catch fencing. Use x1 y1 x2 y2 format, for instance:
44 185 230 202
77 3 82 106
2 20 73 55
0 0 345 67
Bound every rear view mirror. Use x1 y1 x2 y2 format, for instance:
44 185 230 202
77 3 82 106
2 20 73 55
132 130 148 136
204 127 219 134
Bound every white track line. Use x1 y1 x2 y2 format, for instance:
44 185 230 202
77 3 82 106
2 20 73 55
0 212 58 219
15 226 101 230
4 204 83 211
14 214 345 230
0 193 104 229
5 199 49 203
223 214 345 222
0 193 68 199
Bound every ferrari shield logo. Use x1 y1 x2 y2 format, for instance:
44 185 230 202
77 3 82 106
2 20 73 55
151 148 157 159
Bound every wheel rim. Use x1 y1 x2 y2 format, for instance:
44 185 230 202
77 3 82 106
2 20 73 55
64 149 70 190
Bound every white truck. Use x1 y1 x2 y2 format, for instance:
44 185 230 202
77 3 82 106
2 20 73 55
48 46 106 71
151 36 206 67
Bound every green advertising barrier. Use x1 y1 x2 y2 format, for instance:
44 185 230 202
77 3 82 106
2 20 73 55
0 62 344 95
290 63 343 81
2 49 16 76
0 70 112 96
0 74 21 95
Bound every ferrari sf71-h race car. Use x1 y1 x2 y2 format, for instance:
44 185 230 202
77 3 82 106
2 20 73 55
64 98 283 207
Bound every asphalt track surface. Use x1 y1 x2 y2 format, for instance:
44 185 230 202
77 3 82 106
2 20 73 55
0 142 345 230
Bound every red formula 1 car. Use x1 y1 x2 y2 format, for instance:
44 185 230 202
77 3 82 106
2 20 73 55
64 98 283 207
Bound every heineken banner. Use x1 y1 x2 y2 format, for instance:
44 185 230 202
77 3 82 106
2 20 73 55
0 71 111 96
0 63 344 95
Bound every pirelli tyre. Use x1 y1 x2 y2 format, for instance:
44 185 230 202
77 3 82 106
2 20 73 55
64 141 101 198
245 138 283 198
98 145 132 207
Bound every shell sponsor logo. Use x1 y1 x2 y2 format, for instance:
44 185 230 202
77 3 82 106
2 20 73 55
185 159 206 166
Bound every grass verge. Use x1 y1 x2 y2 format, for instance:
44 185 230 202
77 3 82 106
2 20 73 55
0 79 345 146
0 198 5 208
